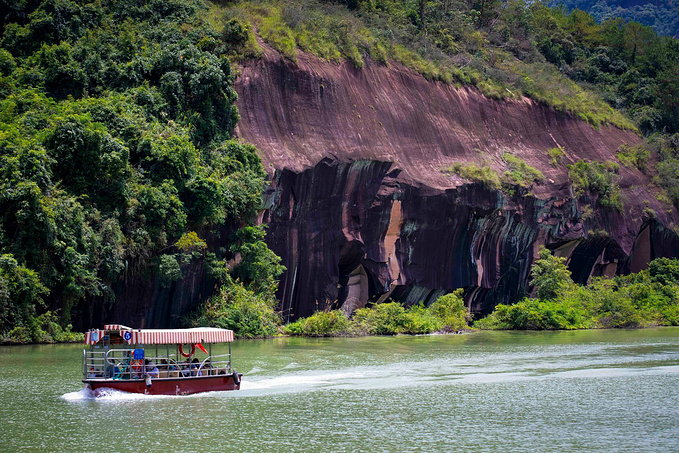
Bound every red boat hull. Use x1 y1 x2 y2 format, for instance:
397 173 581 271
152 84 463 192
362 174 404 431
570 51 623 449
84 374 242 396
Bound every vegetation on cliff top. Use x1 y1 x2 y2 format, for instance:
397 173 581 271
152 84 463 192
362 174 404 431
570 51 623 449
224 0 679 212
221 0 677 134
0 0 283 343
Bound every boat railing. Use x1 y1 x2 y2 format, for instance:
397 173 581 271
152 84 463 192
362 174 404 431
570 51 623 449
83 348 233 380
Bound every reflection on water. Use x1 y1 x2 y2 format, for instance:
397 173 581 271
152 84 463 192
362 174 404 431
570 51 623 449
2 328 679 452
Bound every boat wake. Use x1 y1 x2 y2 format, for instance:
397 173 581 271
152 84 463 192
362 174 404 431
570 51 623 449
240 371 363 391
60 387 175 401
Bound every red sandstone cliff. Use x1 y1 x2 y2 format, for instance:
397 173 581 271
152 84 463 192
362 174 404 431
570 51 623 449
235 44 679 318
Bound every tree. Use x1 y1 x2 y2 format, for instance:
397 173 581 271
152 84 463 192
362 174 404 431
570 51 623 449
530 246 574 301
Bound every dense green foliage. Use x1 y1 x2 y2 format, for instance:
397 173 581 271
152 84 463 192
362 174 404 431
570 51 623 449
187 274 281 338
476 248 679 330
283 309 350 336
549 0 679 38
529 247 573 300
284 289 470 336
2 0 678 341
0 0 283 342
648 133 679 206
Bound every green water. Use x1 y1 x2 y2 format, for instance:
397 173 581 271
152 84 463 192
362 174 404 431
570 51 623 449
2 329 679 452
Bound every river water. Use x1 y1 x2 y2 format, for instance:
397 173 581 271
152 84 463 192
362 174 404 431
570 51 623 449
1 328 678 452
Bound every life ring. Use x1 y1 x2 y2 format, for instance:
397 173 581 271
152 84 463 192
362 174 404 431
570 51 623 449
179 344 195 357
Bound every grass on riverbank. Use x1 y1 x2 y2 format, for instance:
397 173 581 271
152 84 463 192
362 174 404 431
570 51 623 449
284 289 470 337
279 252 679 337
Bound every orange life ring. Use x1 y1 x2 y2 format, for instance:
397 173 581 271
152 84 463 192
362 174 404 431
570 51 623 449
179 344 195 357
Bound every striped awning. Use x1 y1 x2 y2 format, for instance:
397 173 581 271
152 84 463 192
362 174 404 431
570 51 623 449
85 327 234 345
103 324 132 331
124 328 234 344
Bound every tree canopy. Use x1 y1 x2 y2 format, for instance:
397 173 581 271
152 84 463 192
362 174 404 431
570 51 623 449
0 0 282 342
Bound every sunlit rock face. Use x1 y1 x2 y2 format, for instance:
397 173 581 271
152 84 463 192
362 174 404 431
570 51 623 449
236 43 679 319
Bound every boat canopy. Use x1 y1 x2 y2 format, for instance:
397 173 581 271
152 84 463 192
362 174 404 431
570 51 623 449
85 326 235 345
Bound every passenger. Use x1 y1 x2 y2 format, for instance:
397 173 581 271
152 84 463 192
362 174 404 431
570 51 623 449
145 359 159 378
88 366 97 378
181 358 192 377
202 360 212 375
190 358 202 376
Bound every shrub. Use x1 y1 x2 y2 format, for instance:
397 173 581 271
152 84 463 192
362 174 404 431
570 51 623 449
530 247 574 301
428 289 470 331
230 226 286 297
253 7 298 61
158 254 182 288
351 302 407 335
6 326 32 343
547 146 566 166
502 153 545 187
2 311 83 344
222 17 262 60
568 159 623 211
474 297 589 330
284 310 350 336
175 231 208 252
649 257 679 285
443 163 502 190
188 277 281 338
477 257 679 330
617 144 650 173
400 303 443 334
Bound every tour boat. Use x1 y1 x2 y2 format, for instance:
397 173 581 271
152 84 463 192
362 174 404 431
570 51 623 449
83 325 242 395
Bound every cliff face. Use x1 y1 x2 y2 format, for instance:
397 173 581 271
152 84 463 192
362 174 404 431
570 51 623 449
235 45 679 319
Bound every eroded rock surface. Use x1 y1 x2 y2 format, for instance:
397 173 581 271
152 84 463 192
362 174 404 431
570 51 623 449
237 45 679 318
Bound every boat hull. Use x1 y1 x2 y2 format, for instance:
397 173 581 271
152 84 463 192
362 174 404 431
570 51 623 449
84 374 242 396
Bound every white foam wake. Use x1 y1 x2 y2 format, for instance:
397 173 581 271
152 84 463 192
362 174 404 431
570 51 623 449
240 371 363 391
60 387 175 401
